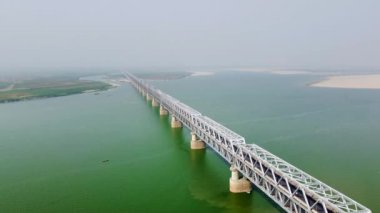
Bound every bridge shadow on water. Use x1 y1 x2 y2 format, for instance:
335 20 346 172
186 147 285 212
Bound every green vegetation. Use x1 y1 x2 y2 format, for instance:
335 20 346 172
0 71 189 103
0 76 111 103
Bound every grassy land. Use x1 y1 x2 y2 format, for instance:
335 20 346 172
0 76 111 103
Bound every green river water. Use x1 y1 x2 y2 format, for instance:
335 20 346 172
0 71 379 212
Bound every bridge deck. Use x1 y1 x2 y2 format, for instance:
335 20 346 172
127 73 371 213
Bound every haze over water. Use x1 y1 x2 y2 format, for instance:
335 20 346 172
0 71 379 212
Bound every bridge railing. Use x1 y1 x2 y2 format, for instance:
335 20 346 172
126 73 371 213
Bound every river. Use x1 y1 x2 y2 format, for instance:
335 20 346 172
0 71 378 212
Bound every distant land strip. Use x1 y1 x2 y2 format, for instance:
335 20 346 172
310 74 380 89
0 76 111 103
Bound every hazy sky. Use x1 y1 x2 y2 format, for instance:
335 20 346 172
1 0 379 70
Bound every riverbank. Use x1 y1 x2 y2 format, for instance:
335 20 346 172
0 84 15 92
190 71 215 77
310 74 380 89
135 72 191 80
0 76 111 103
233 68 314 75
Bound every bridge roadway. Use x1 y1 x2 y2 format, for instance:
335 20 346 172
127 73 371 213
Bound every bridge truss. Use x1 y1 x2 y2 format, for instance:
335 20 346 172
127 73 371 213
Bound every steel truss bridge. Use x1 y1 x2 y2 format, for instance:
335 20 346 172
127 73 371 213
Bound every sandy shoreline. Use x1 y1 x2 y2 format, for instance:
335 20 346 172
311 74 380 89
233 68 314 75
0 84 15 92
190 71 215 77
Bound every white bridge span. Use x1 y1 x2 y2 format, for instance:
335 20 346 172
127 73 371 213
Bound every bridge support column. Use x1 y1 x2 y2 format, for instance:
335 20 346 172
146 93 152 101
152 98 159 107
229 166 251 193
191 132 205 149
159 105 168 115
171 116 182 128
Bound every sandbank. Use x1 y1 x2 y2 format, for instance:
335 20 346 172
191 71 215 77
234 68 312 75
311 74 380 89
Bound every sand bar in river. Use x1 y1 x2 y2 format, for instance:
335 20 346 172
311 74 380 89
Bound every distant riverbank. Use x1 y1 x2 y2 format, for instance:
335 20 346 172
0 71 212 103
0 84 15 92
0 75 112 103
190 71 215 77
135 72 191 80
310 74 380 89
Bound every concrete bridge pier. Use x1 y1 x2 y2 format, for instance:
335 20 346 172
146 93 152 101
229 166 252 193
159 105 168 115
171 116 182 128
190 132 206 149
152 98 159 107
